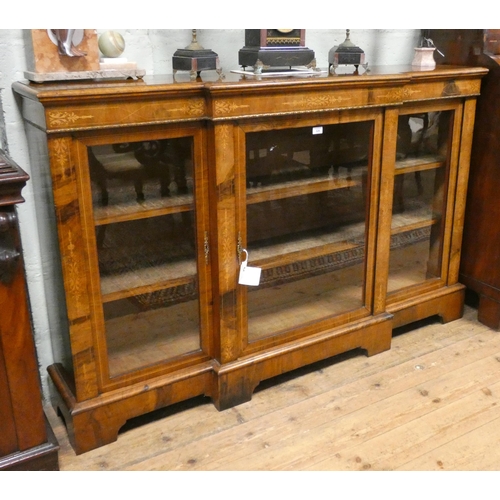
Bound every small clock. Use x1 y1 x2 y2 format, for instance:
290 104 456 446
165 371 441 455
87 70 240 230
258 29 304 47
239 29 315 70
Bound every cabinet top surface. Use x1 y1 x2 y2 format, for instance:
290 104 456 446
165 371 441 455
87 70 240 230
13 65 487 102
12 65 488 133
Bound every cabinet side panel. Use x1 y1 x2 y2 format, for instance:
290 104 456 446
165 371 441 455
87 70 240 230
23 123 73 378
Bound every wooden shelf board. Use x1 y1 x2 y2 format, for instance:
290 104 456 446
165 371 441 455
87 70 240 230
391 217 438 236
94 194 194 226
101 259 197 302
247 174 360 205
251 223 365 269
395 154 445 175
392 201 437 226
105 299 201 378
249 206 436 270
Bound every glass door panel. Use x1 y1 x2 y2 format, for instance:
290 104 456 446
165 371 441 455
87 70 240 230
245 121 373 343
388 110 451 294
88 138 201 378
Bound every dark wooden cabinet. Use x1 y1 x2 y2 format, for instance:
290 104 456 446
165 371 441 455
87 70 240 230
0 150 59 470
429 30 500 329
13 65 486 454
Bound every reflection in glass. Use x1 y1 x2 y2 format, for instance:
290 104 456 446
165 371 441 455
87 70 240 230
388 111 451 293
245 122 372 342
88 138 201 377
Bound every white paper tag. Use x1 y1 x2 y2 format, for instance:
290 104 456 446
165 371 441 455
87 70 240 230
238 250 262 286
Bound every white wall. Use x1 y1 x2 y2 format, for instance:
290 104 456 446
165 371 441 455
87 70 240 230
0 29 420 400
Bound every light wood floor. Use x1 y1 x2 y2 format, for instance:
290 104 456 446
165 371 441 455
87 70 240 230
45 298 500 471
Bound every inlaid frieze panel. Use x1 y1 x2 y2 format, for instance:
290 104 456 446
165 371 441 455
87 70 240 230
45 97 206 132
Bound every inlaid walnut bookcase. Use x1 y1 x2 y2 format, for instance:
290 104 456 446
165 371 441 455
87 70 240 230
13 65 487 454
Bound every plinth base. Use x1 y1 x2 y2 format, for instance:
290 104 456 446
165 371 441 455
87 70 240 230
239 47 315 70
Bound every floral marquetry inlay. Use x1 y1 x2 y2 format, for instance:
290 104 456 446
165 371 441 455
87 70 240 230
51 138 72 179
168 99 205 116
50 137 86 317
214 100 250 116
304 93 349 108
64 230 86 311
48 111 94 128
215 124 233 172
455 80 481 96
378 87 423 102
283 93 351 112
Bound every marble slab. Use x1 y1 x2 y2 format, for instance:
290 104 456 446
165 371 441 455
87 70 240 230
24 68 146 83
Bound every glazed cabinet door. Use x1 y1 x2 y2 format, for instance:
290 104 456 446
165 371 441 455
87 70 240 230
235 111 385 352
69 126 212 392
385 101 470 318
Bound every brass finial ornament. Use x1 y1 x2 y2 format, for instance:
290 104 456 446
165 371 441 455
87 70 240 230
340 29 355 48
172 29 223 80
185 29 204 51
329 29 368 75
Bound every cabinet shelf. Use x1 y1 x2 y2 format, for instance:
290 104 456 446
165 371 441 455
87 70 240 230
391 204 438 233
90 146 195 226
93 192 194 226
249 205 437 282
246 167 365 205
395 154 445 175
251 222 365 270
392 217 438 237
100 259 197 303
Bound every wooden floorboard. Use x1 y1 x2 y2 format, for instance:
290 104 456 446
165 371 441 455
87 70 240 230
45 302 500 471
